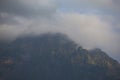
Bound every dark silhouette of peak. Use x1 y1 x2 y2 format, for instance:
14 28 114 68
0 33 120 80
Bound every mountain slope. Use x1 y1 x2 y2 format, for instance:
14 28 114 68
0 33 120 80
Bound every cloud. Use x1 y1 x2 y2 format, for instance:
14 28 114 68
0 0 120 61
1 12 120 61
57 0 120 15
0 0 56 17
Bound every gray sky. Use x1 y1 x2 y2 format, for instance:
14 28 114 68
0 0 120 61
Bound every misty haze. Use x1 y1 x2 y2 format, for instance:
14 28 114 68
0 0 120 80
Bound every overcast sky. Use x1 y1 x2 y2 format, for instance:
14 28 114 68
0 0 120 61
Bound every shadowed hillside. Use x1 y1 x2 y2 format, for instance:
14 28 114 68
0 33 120 80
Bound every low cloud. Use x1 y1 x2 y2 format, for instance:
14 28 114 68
0 0 120 61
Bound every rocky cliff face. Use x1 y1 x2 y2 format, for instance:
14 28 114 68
0 33 120 80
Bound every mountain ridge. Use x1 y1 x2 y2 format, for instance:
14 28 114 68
0 33 120 80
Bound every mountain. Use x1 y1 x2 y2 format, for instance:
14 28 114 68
0 33 120 80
